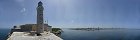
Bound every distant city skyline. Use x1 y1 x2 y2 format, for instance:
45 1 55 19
0 0 140 28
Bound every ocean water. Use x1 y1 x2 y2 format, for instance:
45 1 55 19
0 29 10 40
1 28 140 40
61 29 140 40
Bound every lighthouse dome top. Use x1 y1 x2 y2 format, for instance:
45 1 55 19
38 1 43 6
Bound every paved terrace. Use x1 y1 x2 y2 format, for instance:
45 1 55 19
7 32 63 40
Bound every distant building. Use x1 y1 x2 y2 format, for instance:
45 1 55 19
10 26 21 34
19 24 52 32
20 24 34 32
44 24 52 32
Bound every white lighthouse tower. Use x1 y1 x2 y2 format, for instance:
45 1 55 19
36 1 44 34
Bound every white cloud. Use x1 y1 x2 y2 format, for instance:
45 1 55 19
20 8 26 13
20 8 27 16
71 20 74 23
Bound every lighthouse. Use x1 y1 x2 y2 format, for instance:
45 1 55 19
36 1 44 34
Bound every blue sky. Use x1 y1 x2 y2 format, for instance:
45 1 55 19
0 0 140 28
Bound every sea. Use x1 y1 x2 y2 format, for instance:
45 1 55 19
0 29 10 40
1 28 140 40
60 28 140 40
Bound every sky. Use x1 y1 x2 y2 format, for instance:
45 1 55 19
0 0 140 28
